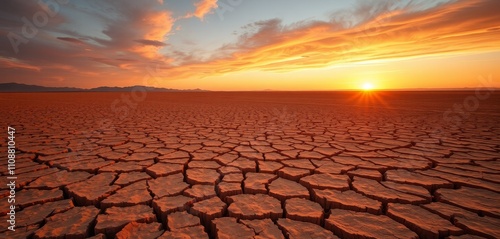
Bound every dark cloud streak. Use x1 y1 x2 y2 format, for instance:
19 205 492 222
134 39 168 47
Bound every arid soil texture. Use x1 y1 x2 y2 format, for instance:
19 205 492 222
0 91 499 239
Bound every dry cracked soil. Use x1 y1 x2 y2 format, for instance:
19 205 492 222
0 91 499 239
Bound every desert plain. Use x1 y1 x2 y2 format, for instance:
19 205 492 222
0 91 499 239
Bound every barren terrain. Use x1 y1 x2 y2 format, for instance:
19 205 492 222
0 91 499 238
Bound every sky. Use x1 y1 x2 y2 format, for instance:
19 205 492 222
0 0 499 90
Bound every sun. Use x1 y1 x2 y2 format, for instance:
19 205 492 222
362 82 374 91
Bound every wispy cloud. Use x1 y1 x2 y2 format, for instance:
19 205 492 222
0 57 41 72
57 37 87 45
185 0 218 20
162 0 500 79
134 39 169 47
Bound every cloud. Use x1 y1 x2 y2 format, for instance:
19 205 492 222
186 0 218 20
0 0 173 87
92 1 173 59
57 37 86 45
0 57 40 72
134 39 168 47
0 0 66 28
161 0 500 79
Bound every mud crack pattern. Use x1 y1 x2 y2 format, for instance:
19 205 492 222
0 92 499 238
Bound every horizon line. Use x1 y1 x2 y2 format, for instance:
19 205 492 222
0 82 498 92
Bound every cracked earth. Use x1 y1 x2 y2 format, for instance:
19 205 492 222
0 92 499 239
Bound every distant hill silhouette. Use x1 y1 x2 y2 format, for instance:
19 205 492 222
0 83 207 92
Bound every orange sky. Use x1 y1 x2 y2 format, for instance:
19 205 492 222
1 0 499 90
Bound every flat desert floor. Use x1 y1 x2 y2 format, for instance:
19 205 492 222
0 91 499 238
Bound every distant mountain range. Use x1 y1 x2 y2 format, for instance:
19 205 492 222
1 83 497 92
0 83 207 92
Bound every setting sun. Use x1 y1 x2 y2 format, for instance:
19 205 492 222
362 82 374 91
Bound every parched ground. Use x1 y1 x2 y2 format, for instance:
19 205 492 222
0 91 499 239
